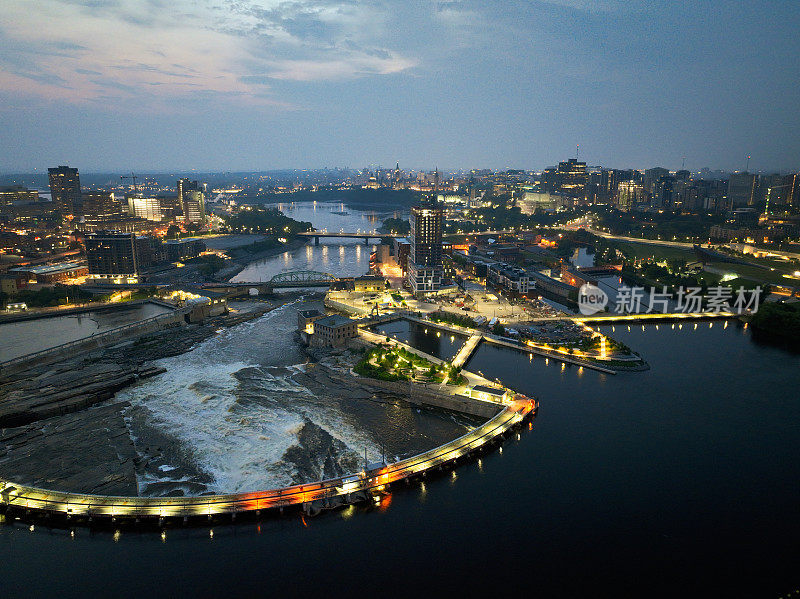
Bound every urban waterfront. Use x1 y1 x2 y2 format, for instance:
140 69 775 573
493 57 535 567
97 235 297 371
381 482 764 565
3 1 800 595
2 322 797 597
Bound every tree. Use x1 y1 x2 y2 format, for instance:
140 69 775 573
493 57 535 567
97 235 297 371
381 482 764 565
166 224 181 239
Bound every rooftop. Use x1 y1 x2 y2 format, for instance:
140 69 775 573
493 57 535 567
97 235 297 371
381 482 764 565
315 314 354 328
471 385 505 396
9 261 85 275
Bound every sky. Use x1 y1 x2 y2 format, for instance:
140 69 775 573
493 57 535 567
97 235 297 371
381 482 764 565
1 0 799 173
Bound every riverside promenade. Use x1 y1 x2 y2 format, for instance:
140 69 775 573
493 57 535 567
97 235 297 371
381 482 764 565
0 395 535 523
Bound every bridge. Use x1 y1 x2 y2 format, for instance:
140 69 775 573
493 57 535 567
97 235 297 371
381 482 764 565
206 271 340 296
298 231 404 245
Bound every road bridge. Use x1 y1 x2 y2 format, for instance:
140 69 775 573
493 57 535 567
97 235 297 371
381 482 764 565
297 231 404 245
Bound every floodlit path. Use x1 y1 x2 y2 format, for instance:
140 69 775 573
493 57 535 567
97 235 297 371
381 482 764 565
452 333 483 369
0 397 536 522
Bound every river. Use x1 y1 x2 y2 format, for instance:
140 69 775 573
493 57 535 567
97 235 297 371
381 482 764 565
231 201 406 282
1 203 798 597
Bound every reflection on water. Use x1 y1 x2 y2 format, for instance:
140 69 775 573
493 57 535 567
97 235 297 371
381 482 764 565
232 202 408 283
0 302 174 361
268 201 406 234
374 320 467 361
233 240 377 282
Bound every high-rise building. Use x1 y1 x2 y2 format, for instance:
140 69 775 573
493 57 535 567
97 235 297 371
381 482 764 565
727 172 757 209
644 167 669 202
409 205 442 267
84 231 165 283
557 159 587 201
407 199 443 297
617 181 645 212
785 173 800 208
177 178 205 223
83 191 126 222
48 165 81 215
85 231 141 283
183 190 205 223
127 195 164 221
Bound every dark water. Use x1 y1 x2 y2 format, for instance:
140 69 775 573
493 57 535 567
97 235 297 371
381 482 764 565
373 319 467 361
2 320 798 597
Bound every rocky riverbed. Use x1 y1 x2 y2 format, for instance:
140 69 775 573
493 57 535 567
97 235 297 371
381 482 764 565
0 299 474 497
0 302 271 495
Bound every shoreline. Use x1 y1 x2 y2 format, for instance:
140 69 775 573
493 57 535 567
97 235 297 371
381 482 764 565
217 236 310 282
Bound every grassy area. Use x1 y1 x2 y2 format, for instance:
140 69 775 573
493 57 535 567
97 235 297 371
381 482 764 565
428 311 478 329
1 284 97 308
354 344 466 385
609 240 695 263
706 263 794 288
750 302 800 341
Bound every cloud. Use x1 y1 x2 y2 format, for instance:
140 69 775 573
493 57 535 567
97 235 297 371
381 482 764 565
0 0 417 109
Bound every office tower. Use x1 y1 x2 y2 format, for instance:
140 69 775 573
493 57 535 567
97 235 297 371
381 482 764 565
727 172 757 209
48 165 81 215
0 186 40 207
183 190 205 223
557 158 587 200
83 191 125 222
617 181 645 212
177 178 205 223
127 195 164 221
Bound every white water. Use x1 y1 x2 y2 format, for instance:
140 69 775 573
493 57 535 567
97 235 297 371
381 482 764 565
118 301 383 494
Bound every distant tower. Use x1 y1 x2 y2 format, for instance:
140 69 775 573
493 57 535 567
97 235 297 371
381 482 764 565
469 176 476 207
434 167 440 196
48 165 81 216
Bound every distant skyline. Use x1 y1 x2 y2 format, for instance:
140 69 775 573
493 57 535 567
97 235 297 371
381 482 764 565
1 1 799 173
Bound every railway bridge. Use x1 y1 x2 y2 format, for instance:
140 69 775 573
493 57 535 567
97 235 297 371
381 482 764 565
206 270 340 296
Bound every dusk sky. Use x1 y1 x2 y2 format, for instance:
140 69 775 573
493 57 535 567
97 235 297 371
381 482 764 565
1 0 799 173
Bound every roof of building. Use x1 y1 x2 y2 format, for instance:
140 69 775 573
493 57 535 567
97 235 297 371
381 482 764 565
164 237 204 245
314 314 354 328
9 261 85 275
298 308 322 318
471 385 506 396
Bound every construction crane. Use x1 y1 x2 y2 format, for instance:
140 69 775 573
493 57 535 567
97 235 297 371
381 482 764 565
120 172 138 194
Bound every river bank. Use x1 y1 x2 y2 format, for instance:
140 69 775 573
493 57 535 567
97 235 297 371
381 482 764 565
214 236 308 281
0 301 274 495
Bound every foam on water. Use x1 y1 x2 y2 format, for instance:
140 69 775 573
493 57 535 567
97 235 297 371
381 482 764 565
119 300 383 494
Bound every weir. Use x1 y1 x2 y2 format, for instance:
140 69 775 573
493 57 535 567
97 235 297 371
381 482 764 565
0 397 536 522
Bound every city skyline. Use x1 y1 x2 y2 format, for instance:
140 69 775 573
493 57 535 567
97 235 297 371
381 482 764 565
2 1 800 173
